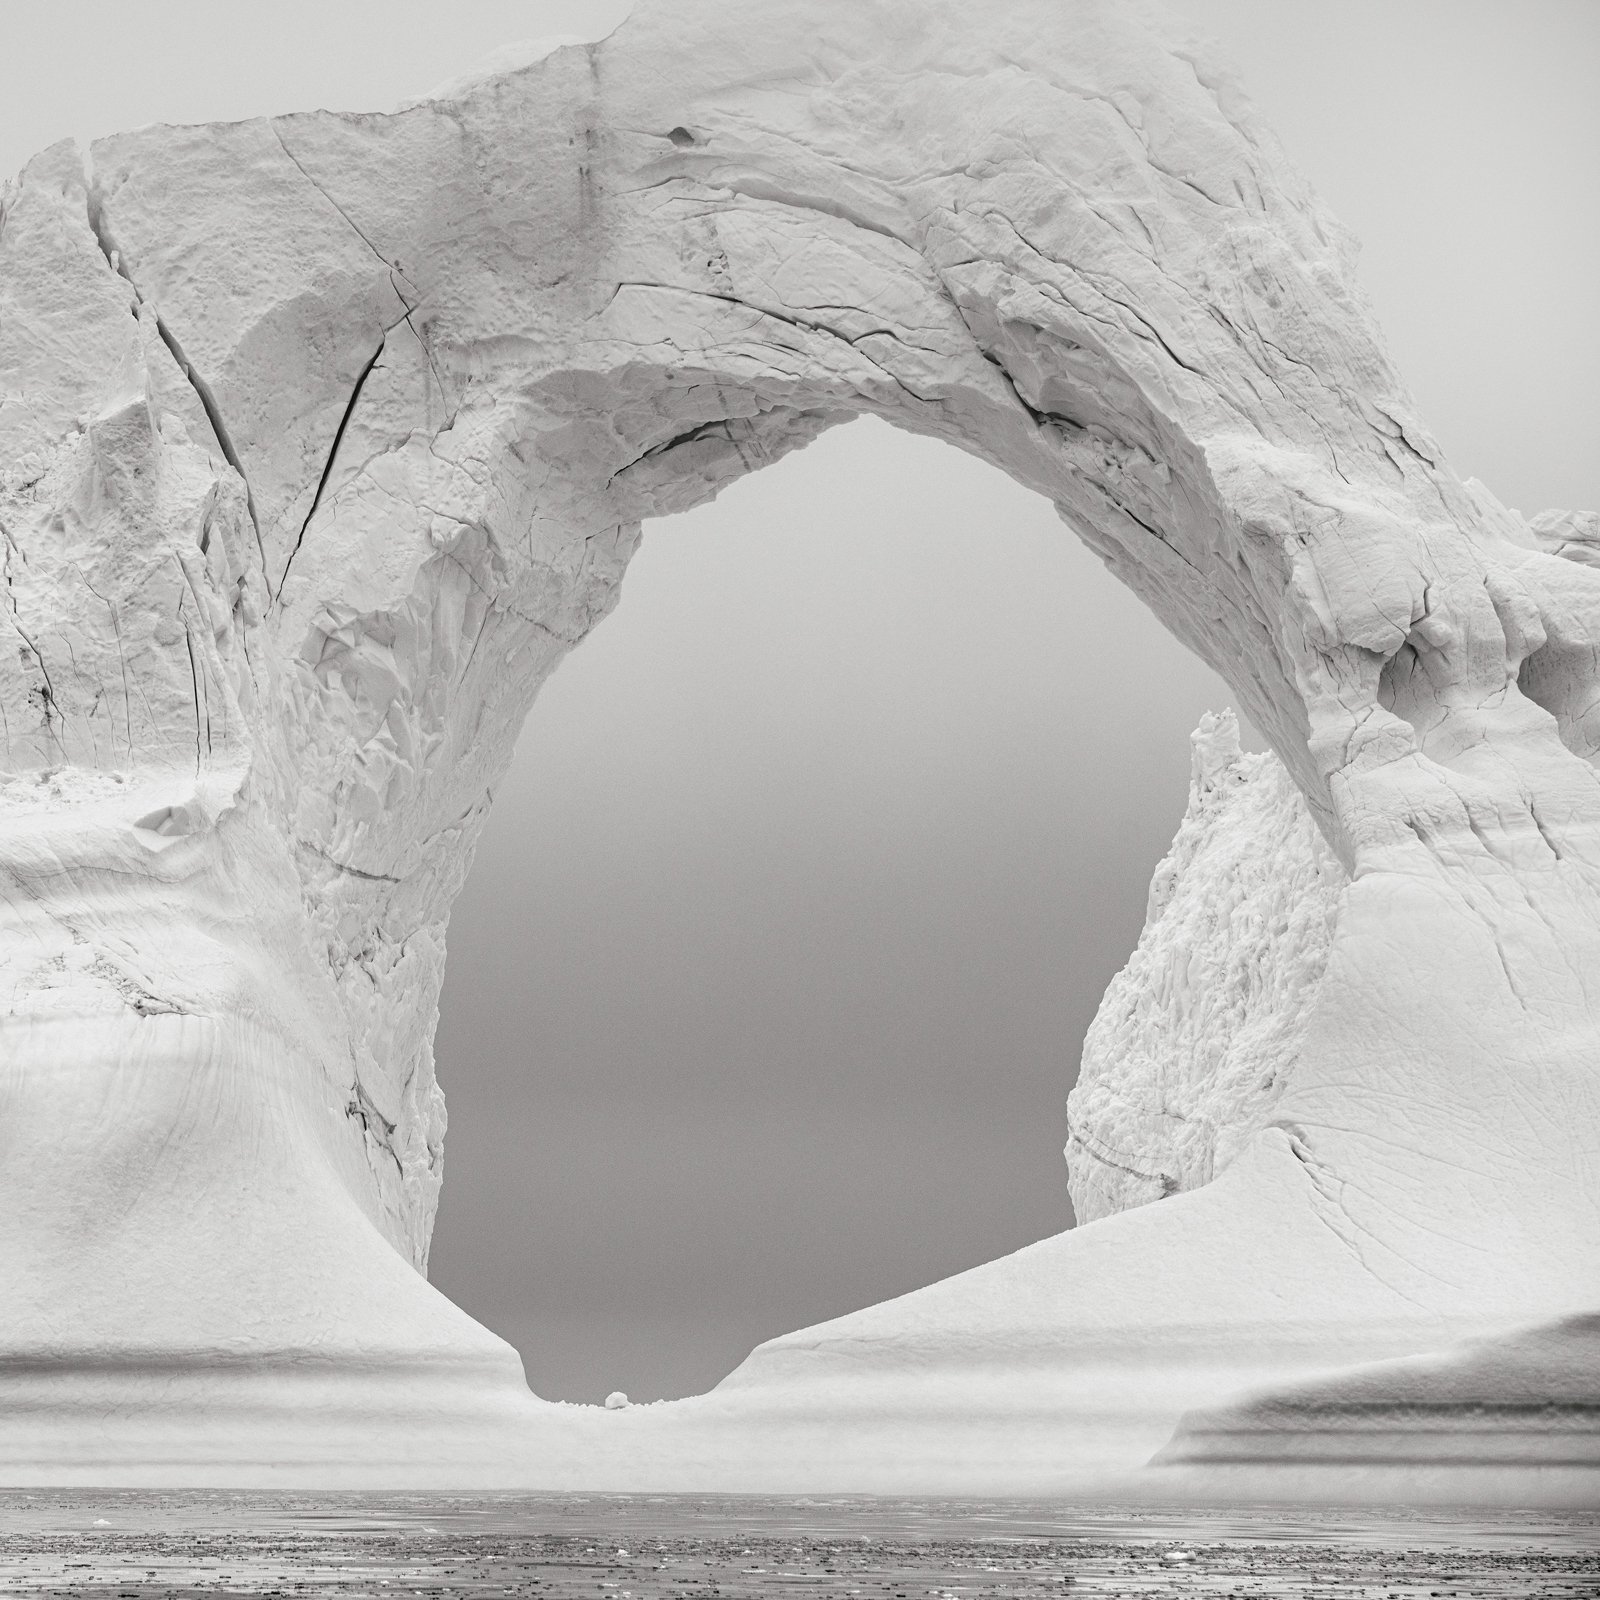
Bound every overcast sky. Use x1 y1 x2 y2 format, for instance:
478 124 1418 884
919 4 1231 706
7 1 1596 1403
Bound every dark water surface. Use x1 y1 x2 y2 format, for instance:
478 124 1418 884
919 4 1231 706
0 1493 1594 1597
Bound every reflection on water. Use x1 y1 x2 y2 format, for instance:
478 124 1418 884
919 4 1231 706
0 1493 1594 1597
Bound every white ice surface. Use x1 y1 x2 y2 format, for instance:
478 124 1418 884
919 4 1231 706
1067 710 1344 1222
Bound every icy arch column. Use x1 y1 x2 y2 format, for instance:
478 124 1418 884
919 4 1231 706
0 143 635 1375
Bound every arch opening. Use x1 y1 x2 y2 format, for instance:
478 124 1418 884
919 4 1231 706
428 415 1246 1401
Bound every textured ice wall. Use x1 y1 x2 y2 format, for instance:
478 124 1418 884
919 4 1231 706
1067 711 1344 1222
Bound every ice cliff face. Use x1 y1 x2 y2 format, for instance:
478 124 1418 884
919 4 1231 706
1067 710 1345 1223
1 0 1596 1499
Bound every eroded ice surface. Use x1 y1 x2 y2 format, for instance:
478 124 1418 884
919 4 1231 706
1067 710 1344 1222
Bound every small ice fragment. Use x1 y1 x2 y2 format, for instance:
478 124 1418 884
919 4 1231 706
603 1390 629 1409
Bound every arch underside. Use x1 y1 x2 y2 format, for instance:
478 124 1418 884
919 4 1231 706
0 0 1596 1495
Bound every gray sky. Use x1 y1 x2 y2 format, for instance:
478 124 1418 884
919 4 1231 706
7 2 1596 1403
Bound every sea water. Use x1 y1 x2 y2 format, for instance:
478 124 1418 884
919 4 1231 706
0 1492 1593 1596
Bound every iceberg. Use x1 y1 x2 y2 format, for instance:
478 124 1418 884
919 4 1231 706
0 0 1593 1502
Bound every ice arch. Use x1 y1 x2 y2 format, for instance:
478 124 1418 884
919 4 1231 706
0 0 1595 1495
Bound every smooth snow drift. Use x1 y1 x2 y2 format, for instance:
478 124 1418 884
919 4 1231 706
0 0 1595 1502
